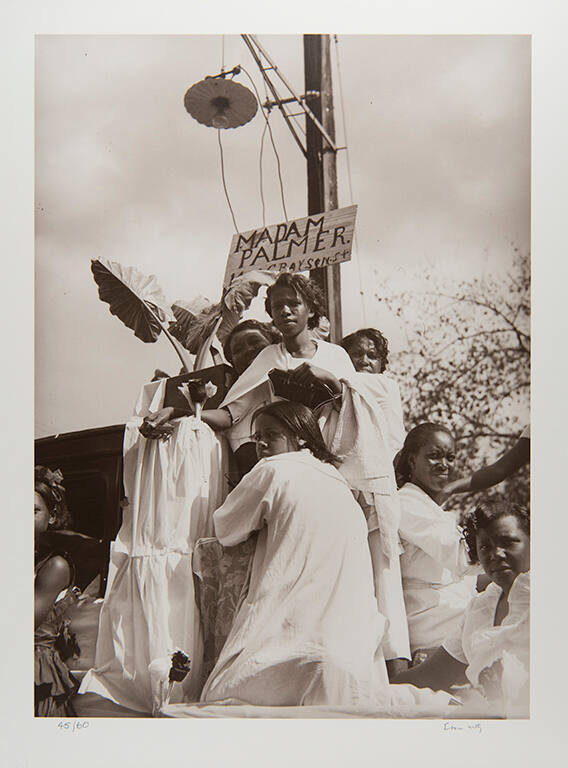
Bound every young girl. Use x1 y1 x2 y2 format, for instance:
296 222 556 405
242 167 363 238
340 327 405 452
140 273 353 453
393 500 530 717
339 327 409 674
200 401 390 706
217 272 355 427
396 424 479 664
35 466 80 717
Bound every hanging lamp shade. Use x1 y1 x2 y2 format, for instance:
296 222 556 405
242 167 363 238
184 76 258 129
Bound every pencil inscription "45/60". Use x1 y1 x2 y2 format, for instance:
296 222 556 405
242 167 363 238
57 720 89 733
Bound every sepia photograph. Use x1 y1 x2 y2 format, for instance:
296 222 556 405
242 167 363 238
4 1 568 764
33 31 530 720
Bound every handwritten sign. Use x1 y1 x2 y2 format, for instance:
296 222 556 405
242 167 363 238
223 205 357 289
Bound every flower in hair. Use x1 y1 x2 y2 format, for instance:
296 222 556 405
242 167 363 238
36 466 66 503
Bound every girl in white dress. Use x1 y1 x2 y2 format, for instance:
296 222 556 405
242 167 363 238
392 500 530 717
340 328 409 675
200 400 390 706
396 423 479 663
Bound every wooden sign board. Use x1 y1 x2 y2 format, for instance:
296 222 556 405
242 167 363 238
223 205 357 290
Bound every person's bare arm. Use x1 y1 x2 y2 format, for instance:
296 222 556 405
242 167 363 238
139 405 232 439
445 437 530 495
35 556 72 627
200 408 233 431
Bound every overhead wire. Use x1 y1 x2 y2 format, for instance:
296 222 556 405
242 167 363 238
258 73 272 226
240 63 288 222
217 129 239 232
259 119 268 226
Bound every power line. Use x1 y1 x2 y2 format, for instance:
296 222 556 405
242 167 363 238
217 129 239 232
259 118 268 226
240 64 288 222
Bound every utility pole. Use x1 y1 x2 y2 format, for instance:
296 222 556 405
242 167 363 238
303 34 342 342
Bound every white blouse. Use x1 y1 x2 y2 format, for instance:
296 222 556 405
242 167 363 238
442 572 530 683
398 483 478 652
221 340 355 452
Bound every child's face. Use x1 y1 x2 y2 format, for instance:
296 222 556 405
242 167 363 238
252 413 299 459
34 491 51 535
269 286 313 338
346 337 382 373
476 514 530 592
409 431 455 500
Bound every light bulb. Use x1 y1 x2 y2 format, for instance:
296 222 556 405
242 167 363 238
212 111 229 129
210 96 230 129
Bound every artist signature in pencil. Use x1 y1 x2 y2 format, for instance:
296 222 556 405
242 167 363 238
442 721 482 734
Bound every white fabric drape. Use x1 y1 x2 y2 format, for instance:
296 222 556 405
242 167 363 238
320 372 409 661
79 380 229 712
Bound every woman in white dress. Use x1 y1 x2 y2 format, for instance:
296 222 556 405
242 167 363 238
396 423 479 664
392 500 530 717
200 401 390 706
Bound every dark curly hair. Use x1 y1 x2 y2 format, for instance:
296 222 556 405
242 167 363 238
222 319 281 365
35 465 72 530
264 273 326 330
395 422 455 488
251 400 339 466
461 499 530 565
341 328 390 373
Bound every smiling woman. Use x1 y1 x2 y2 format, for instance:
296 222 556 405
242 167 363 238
395 424 479 662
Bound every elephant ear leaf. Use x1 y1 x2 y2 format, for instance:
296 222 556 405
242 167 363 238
223 270 276 318
171 301 223 355
214 270 277 347
91 257 174 343
169 298 212 351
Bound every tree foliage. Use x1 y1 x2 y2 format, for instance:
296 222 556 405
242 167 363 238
379 249 530 511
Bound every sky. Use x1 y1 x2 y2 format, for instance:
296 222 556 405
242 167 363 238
35 33 531 437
